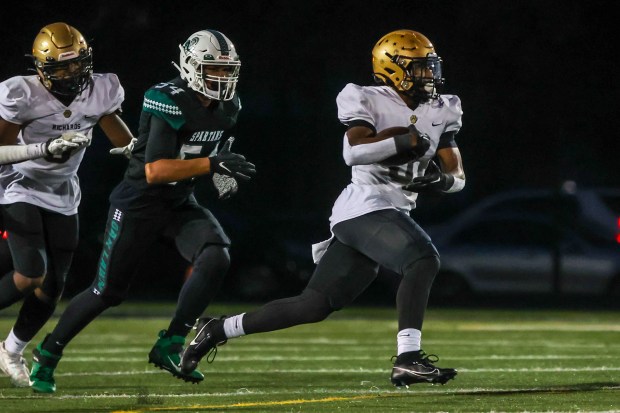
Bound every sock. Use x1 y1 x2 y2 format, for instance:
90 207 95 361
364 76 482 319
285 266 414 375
0 272 24 309
223 314 245 339
164 320 195 338
4 328 29 355
397 328 421 355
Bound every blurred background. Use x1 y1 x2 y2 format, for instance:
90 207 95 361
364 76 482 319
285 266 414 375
0 0 618 307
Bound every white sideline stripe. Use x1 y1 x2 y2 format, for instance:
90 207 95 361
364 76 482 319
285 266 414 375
1 385 619 400
55 354 620 362
456 324 620 332
66 340 620 349
38 366 620 377
73 337 361 345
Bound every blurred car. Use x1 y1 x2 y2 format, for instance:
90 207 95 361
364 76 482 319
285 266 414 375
426 184 620 298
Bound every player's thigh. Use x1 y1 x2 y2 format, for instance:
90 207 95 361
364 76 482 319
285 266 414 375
1 202 46 277
41 208 79 258
307 239 380 310
93 206 163 296
333 209 438 275
166 203 230 262
38 210 79 297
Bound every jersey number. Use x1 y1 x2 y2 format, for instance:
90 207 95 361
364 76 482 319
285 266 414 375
388 162 415 184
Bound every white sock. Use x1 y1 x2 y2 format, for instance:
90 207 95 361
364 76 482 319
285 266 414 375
223 313 246 339
397 328 421 356
5 329 29 355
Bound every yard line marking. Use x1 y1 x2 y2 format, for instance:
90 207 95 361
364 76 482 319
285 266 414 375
2 385 619 401
17 365 615 378
117 393 402 411
452 323 620 332
54 354 619 362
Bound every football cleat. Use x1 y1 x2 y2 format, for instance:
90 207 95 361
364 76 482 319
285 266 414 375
148 330 204 383
180 317 226 375
0 341 30 387
29 337 62 393
390 350 457 387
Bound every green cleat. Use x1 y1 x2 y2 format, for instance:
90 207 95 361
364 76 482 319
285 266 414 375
148 330 204 383
30 337 62 393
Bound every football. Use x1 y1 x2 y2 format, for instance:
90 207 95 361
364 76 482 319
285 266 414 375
380 151 419 166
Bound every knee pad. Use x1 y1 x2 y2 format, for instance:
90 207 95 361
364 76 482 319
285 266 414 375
39 273 67 303
403 255 440 283
193 245 230 276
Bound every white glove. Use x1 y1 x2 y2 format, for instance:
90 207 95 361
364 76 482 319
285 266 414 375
213 172 238 199
45 137 79 156
109 137 137 159
61 132 91 149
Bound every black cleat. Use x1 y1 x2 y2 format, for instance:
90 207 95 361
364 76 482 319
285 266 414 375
390 350 457 387
180 317 226 375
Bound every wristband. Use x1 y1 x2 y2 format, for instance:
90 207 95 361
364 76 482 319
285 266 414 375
443 176 465 193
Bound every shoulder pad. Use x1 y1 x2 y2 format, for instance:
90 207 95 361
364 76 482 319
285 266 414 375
91 73 125 115
0 76 54 124
143 86 185 130
337 83 374 127
437 94 463 134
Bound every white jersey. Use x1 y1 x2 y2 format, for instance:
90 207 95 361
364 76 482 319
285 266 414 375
311 84 462 262
0 73 124 214
330 83 462 227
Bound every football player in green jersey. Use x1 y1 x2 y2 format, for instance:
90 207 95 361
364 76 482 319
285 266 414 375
29 29 255 393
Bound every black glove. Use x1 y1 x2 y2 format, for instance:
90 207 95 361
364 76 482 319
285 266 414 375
402 159 454 193
209 139 256 180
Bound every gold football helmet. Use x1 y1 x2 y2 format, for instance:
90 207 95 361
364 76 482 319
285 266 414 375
372 30 443 101
31 22 93 96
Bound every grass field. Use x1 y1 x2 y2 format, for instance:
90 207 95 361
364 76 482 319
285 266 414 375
0 302 618 412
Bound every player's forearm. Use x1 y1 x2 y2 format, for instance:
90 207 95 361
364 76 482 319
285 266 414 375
145 158 212 184
344 126 419 165
99 113 134 147
0 143 47 165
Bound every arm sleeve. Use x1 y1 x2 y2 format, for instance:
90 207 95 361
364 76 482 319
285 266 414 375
342 133 412 166
0 143 46 165
437 131 457 150
144 115 179 163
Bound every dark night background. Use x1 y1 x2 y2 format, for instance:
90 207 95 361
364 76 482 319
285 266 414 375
0 0 618 303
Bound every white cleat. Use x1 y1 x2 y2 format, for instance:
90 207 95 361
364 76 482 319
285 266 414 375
0 341 30 387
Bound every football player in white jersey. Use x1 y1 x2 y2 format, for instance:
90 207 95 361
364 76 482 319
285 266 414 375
0 22 134 387
180 30 465 388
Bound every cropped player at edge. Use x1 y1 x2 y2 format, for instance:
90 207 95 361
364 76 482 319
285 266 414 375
0 22 134 388
28 29 255 393
181 29 465 388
